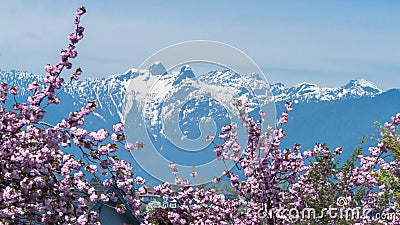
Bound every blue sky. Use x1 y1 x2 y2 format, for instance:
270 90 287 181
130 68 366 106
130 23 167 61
1 0 399 89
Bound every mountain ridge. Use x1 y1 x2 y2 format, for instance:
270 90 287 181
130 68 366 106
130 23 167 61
0 67 393 124
1 67 399 182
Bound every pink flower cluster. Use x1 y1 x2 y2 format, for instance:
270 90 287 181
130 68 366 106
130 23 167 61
140 100 400 224
0 7 143 224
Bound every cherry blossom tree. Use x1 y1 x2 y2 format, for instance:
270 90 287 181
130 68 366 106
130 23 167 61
0 7 141 225
140 100 400 225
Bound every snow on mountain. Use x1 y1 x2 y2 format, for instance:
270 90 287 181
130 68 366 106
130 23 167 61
0 66 386 123
270 78 383 103
0 69 43 96
63 71 133 120
172 65 196 85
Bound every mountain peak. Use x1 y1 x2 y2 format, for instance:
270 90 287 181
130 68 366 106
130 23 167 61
344 78 381 91
292 82 318 90
179 65 192 73
172 65 195 86
149 61 167 76
270 78 383 103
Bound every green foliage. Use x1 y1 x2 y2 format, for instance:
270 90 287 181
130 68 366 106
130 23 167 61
145 200 163 216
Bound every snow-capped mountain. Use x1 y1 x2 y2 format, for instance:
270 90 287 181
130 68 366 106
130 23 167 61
270 79 382 103
1 66 399 182
0 67 385 120
0 70 43 96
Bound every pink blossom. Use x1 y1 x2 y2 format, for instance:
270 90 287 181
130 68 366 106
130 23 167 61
134 176 145 185
168 162 176 169
135 141 144 150
103 179 113 188
138 186 147 195
113 122 124 133
125 142 134 152
9 86 18 95
89 129 109 142
190 171 198 178
85 165 97 174
76 6 86 16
